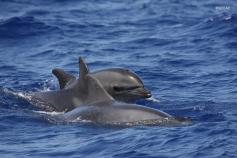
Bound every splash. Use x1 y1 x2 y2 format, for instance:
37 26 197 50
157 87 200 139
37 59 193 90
1 87 32 101
71 116 92 123
32 110 64 116
146 96 160 103
42 79 57 91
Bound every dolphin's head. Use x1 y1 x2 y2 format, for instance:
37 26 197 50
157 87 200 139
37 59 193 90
92 68 152 102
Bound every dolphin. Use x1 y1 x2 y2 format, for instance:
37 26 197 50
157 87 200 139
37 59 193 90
31 57 94 112
33 57 190 125
52 62 190 125
52 65 151 102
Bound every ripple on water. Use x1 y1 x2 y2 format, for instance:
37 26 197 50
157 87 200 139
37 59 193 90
0 16 60 38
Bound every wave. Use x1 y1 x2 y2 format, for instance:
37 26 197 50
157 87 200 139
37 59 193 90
192 13 237 38
0 16 59 38
1 87 31 101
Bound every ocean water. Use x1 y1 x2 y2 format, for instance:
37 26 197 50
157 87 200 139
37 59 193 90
0 0 237 157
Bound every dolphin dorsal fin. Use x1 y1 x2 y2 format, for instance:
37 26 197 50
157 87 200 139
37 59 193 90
79 57 89 79
85 74 114 104
52 68 76 89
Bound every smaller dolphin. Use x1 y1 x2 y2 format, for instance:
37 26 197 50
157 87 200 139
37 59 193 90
49 58 191 125
52 65 151 102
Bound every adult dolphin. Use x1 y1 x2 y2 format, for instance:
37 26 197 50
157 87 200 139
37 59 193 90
51 58 190 125
52 64 151 102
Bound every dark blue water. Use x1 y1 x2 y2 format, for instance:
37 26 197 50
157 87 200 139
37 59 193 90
1 0 237 157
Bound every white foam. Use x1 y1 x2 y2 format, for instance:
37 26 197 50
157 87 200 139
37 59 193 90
71 116 92 123
33 110 64 116
147 96 161 103
2 88 32 100
42 79 55 91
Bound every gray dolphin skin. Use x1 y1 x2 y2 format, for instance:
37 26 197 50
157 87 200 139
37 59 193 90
32 57 151 112
31 58 92 112
52 66 151 102
57 64 189 125
32 57 190 125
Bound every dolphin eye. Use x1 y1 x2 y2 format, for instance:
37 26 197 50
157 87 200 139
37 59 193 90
113 86 123 91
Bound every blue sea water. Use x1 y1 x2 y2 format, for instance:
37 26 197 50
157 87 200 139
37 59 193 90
0 0 237 157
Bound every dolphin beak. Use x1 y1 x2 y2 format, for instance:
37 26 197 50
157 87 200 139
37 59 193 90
143 88 152 98
115 86 152 100
133 87 152 98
